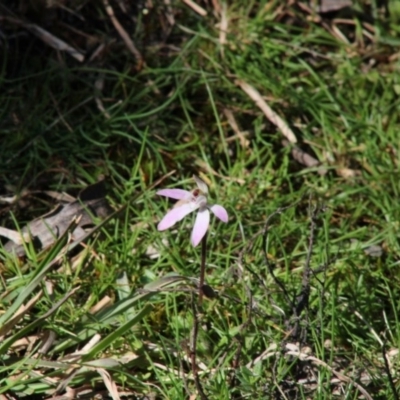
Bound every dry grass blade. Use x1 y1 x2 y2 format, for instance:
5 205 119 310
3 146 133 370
0 291 43 338
336 166 361 178
224 109 249 148
282 139 327 175
163 0 176 26
89 296 113 314
237 80 297 143
38 331 57 355
61 334 102 363
95 73 111 119
195 159 245 184
21 21 85 62
43 191 76 202
313 0 352 13
218 2 228 49
354 310 383 346
0 216 82 330
55 335 102 394
10 335 38 351
102 0 143 67
0 194 19 204
182 0 207 16
0 287 80 357
96 368 121 400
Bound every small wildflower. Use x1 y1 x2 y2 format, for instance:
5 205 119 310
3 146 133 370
156 176 228 246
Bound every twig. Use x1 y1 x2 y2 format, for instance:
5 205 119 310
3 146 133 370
237 80 297 143
224 108 249 148
28 24 85 61
1 16 85 61
163 0 176 27
282 139 327 175
102 0 143 67
94 73 111 119
210 0 221 15
182 0 207 16
218 2 228 52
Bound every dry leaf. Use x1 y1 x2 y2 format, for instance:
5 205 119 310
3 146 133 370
4 181 112 257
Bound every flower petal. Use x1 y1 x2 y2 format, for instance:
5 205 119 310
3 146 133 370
191 209 210 247
157 189 191 200
157 203 197 231
193 175 209 194
210 204 228 223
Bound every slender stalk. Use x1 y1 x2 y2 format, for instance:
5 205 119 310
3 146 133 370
198 231 208 305
190 295 208 400
189 232 209 399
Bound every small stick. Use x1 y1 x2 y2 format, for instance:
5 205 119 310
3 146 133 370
102 0 143 67
282 139 327 176
27 23 85 62
182 0 207 16
237 80 297 144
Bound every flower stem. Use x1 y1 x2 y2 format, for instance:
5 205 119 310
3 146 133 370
190 294 208 400
198 231 208 305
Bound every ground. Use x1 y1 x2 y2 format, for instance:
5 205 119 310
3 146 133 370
1 1 400 399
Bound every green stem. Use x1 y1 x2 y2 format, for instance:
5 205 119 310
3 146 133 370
198 231 208 305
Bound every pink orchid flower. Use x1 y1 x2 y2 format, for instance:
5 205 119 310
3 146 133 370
156 176 228 246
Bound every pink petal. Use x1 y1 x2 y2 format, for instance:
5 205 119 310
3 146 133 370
157 189 191 200
193 175 209 194
210 204 228 223
191 209 210 247
157 203 196 231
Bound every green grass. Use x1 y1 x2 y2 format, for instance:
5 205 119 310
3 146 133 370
1 0 400 398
